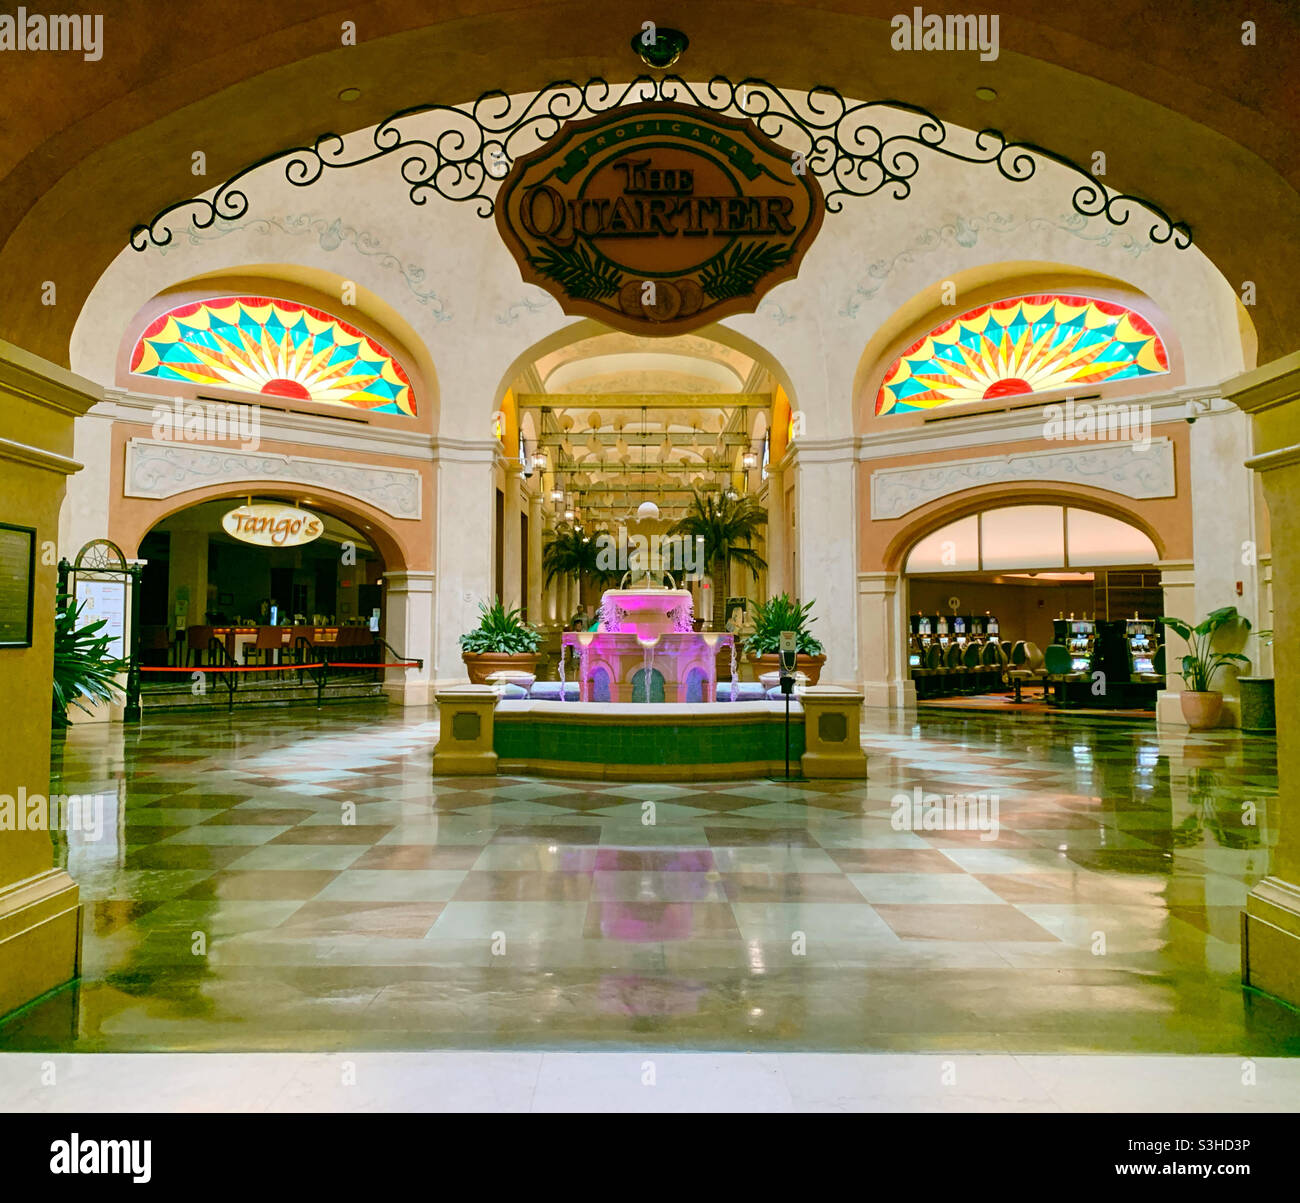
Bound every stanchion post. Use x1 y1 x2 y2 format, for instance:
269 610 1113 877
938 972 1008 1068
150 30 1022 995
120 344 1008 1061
779 631 797 781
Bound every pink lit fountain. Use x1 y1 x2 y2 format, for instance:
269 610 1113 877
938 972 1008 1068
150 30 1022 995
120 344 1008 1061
560 571 736 702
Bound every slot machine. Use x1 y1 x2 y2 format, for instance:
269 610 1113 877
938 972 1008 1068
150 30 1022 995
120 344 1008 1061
935 614 950 651
951 615 968 649
1126 617 1163 679
907 614 924 670
1053 615 1096 672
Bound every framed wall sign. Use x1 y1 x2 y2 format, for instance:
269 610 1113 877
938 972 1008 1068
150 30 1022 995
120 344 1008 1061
0 523 36 648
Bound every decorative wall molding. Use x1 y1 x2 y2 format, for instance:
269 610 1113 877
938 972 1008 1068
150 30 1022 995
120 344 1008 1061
125 439 422 519
870 437 1175 520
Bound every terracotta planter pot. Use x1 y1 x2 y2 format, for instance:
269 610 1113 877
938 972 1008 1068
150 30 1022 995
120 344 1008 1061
753 652 826 685
1179 690 1224 730
462 652 540 685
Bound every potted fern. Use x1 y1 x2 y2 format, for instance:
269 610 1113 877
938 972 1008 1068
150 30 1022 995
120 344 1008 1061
1159 605 1251 730
744 593 826 684
459 598 542 684
53 598 128 727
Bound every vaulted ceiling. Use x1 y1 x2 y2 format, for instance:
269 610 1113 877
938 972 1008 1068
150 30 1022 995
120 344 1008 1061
3 0 1298 365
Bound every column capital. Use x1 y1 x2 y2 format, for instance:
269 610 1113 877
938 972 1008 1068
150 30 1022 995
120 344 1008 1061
384 569 436 594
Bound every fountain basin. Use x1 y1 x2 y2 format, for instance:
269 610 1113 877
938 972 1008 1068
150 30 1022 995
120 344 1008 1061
562 629 733 702
599 587 694 637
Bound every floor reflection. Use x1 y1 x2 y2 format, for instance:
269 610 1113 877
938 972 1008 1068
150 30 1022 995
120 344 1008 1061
3 705 1297 1054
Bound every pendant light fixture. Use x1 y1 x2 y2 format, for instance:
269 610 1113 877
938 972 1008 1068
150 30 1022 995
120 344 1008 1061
636 404 659 522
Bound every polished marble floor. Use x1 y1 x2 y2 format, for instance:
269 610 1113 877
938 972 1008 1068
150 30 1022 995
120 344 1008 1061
3 705 1298 1055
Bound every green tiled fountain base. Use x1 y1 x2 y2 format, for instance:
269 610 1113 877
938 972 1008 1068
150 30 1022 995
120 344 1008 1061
495 710 806 781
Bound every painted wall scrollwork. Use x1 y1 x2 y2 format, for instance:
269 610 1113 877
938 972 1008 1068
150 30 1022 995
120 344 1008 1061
870 438 1176 520
124 439 422 519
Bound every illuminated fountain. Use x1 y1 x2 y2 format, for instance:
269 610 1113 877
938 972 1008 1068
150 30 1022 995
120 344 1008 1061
560 571 736 702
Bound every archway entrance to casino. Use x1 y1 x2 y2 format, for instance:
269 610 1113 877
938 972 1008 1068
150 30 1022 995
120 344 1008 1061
903 503 1167 716
135 495 389 711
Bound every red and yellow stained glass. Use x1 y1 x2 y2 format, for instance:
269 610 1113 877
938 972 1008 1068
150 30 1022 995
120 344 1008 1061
875 294 1168 416
130 296 416 416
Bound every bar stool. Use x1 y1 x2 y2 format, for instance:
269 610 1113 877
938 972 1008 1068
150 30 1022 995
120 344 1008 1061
186 625 212 666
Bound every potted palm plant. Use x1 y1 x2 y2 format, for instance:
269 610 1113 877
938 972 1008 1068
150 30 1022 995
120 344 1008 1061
745 593 827 684
1159 605 1251 730
542 522 616 612
53 598 128 726
668 489 767 631
459 598 542 684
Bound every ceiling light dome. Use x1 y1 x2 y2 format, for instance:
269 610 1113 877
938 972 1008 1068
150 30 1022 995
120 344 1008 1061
636 500 660 522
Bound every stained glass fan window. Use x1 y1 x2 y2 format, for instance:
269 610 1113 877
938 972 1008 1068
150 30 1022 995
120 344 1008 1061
130 296 416 416
875 294 1168 416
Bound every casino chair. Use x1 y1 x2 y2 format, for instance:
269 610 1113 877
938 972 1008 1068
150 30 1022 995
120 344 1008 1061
981 639 1007 690
943 642 967 694
1042 642 1089 706
959 642 983 694
915 642 945 698
1006 640 1046 703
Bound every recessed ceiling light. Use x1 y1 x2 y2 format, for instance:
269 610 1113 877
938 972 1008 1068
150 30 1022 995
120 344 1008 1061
338 87 362 103
975 86 997 102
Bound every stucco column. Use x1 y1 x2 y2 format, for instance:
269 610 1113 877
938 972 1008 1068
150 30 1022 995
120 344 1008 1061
503 474 522 609
790 440 858 686
58 406 114 563
765 466 787 598
1188 402 1260 725
0 340 98 1020
1223 352 1300 1008
168 523 209 633
1155 559 1195 726
433 439 496 684
527 491 543 624
858 570 914 709
382 569 436 706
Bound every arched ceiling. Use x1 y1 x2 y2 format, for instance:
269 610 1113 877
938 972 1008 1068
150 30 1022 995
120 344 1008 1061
3 0 1298 365
511 328 768 524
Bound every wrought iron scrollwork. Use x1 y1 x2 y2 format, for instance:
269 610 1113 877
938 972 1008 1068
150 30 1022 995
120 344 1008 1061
130 74 1191 251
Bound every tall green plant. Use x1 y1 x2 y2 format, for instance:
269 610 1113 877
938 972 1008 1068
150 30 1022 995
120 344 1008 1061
541 522 616 608
53 598 127 724
1159 605 1251 693
745 593 824 657
668 490 768 629
459 598 541 655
